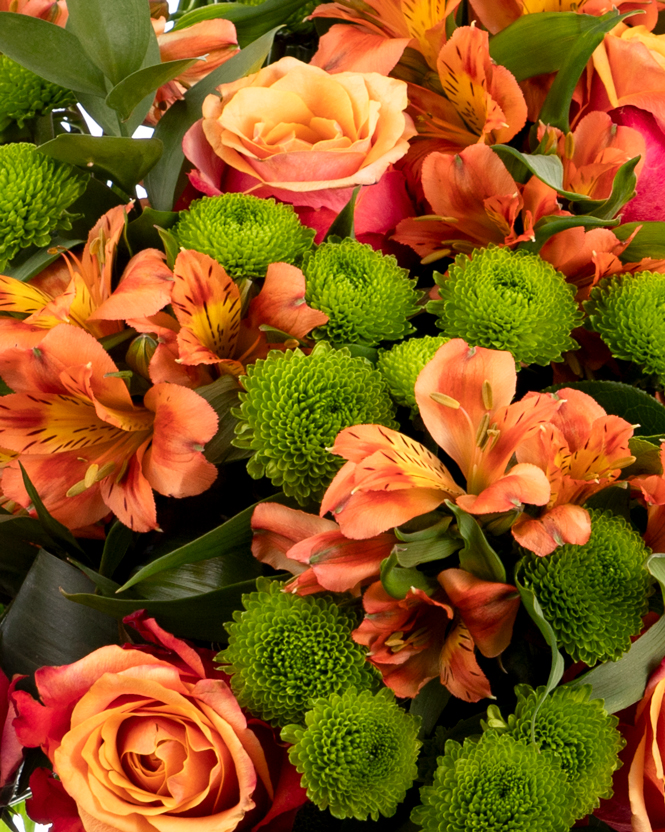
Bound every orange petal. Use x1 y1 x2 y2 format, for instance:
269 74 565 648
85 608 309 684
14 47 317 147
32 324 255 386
439 619 493 702
456 463 551 514
91 249 174 321
511 503 591 556
311 26 410 74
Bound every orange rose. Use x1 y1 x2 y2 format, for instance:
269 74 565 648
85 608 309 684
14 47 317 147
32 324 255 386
13 613 306 832
198 56 416 196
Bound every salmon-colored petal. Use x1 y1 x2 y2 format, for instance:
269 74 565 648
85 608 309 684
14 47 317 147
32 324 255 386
100 440 158 533
456 463 551 514
439 619 493 702
91 249 174 322
157 18 238 83
311 26 410 74
438 568 520 657
511 503 591 556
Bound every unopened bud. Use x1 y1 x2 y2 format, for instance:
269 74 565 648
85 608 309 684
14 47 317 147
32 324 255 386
126 333 158 379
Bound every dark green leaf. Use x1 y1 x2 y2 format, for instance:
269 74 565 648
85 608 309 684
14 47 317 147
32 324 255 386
195 376 249 465
489 11 627 81
0 550 119 678
0 517 44 596
66 0 152 86
516 574 565 740
64 578 260 642
2 237 83 283
446 501 506 583
409 678 451 738
145 28 279 211
394 535 461 568
491 145 589 202
127 207 179 252
547 380 665 436
76 91 122 137
380 551 438 599
583 484 631 520
567 555 665 712
0 13 107 95
19 463 85 557
174 0 311 47
69 558 121 597
324 186 360 242
537 11 635 132
106 59 201 122
37 135 163 194
518 215 619 254
131 554 262 600
116 493 294 592
157 226 179 270
99 520 135 579
615 221 665 261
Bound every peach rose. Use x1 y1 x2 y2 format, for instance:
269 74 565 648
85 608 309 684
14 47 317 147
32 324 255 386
196 56 416 199
13 613 306 832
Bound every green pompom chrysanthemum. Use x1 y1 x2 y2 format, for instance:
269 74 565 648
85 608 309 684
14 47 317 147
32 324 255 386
217 579 379 727
233 341 398 504
0 143 84 272
0 55 75 131
518 509 652 665
282 687 421 821
412 733 575 832
585 271 665 381
303 239 423 346
497 684 625 819
428 245 582 365
377 335 449 411
175 193 315 278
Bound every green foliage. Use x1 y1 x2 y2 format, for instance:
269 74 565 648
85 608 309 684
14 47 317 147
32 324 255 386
0 55 75 131
175 193 315 278
412 732 576 832
429 246 581 366
303 239 423 346
495 685 625 819
218 579 379 726
0 143 84 270
586 271 665 382
282 687 421 821
518 509 652 665
233 342 397 504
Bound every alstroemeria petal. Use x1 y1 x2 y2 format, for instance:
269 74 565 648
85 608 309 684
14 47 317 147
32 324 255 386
439 619 493 702
90 249 174 322
455 463 551 514
511 503 591 556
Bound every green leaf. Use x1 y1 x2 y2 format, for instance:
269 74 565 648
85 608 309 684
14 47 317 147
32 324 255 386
409 678 451 738
324 186 360 242
195 376 250 464
2 237 83 282
380 551 438 599
0 549 119 677
0 517 44 597
614 221 665 261
393 535 461 568
64 578 260 642
518 214 620 254
547 380 665 437
144 28 279 211
69 558 122 597
127 207 179 252
116 493 294 592
0 13 107 95
491 145 590 202
623 437 663 478
19 463 85 558
130 555 262 601
66 0 152 86
37 135 163 194
566 555 665 712
106 58 201 122
537 11 634 132
445 501 506 583
174 0 311 47
76 91 122 137
583 483 631 521
99 520 135 579
516 574 565 740
489 11 627 82
158 226 179 270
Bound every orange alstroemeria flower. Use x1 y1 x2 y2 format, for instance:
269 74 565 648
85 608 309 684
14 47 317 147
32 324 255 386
321 339 558 541
250 502 397 595
352 568 520 700
406 25 527 163
134 250 328 385
0 205 173 344
512 387 636 555
0 325 218 532
394 143 566 262
310 0 462 73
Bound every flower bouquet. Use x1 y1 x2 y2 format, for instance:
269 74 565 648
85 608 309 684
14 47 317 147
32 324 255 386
1 0 665 830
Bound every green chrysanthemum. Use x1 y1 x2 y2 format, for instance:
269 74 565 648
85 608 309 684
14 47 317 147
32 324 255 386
282 687 421 821
303 239 423 346
412 733 575 832
175 193 315 278
585 271 665 380
518 509 652 665
0 143 84 272
497 684 625 819
377 335 449 411
0 55 75 131
217 579 379 726
233 341 398 504
428 245 582 365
